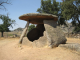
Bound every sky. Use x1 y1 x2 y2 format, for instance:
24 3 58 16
0 0 62 31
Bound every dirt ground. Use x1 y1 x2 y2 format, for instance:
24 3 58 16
0 37 80 60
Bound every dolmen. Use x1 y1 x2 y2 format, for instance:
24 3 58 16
19 13 67 48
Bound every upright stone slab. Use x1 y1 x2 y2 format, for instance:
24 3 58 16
44 20 67 48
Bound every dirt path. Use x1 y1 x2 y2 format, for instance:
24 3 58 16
0 38 80 60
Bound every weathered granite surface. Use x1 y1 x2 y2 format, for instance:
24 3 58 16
22 34 47 48
44 20 67 48
19 13 58 24
59 43 80 53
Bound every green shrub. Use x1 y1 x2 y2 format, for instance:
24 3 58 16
28 24 36 32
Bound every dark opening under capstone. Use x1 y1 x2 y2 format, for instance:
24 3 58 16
27 24 45 42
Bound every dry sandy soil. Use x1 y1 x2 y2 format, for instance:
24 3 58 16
0 37 80 60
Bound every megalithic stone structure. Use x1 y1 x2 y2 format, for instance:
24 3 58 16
19 13 67 48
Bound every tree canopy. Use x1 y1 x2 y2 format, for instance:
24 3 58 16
37 0 60 15
61 0 80 32
0 15 15 37
37 0 80 32
37 0 67 26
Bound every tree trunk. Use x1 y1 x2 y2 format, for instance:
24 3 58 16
1 32 4 37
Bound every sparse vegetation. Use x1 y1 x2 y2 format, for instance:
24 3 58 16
0 14 16 37
28 24 36 32
14 28 23 31
8 34 13 36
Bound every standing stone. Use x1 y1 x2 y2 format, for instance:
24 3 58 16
36 24 45 37
19 21 30 44
44 20 67 48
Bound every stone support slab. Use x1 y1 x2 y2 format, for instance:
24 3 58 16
44 20 67 48
19 21 30 44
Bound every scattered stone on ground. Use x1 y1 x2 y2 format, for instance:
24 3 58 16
59 43 80 53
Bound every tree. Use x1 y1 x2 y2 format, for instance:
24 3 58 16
37 0 60 15
37 0 67 26
61 0 80 32
37 0 80 33
0 0 11 10
0 15 15 37
28 24 36 32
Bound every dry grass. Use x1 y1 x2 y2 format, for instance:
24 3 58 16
0 31 21 38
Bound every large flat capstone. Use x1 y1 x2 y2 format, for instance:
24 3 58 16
19 13 58 24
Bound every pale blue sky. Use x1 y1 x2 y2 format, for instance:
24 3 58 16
0 0 62 30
